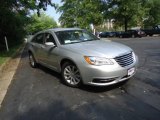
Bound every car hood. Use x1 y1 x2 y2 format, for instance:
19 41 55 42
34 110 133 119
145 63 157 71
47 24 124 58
61 40 132 58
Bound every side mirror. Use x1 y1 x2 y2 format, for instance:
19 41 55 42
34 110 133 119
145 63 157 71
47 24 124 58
45 42 55 47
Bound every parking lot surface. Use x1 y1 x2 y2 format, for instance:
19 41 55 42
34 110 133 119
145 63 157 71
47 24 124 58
0 37 160 120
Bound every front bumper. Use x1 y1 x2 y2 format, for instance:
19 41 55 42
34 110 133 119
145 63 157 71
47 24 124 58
78 57 138 86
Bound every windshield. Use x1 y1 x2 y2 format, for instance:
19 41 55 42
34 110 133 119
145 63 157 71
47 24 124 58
55 30 99 45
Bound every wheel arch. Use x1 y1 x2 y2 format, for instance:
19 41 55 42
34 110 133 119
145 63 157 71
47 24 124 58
28 50 32 54
60 58 77 69
28 49 38 63
60 58 83 77
60 58 84 87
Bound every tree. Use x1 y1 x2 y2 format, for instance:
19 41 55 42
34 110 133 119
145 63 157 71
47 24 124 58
102 0 147 31
58 0 103 29
0 0 55 16
0 5 30 49
0 0 55 50
26 13 57 34
143 0 160 27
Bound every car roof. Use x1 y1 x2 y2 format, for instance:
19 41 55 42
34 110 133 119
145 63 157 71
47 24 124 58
48 28 82 32
33 28 83 36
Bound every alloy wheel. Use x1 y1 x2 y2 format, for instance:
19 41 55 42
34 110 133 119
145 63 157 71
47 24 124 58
29 53 37 68
63 64 81 86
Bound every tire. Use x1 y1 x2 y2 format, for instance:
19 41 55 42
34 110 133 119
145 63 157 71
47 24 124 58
131 34 135 38
29 52 37 68
61 62 82 87
119 35 123 38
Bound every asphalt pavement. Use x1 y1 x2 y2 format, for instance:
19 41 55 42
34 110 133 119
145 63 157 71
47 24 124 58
0 37 160 120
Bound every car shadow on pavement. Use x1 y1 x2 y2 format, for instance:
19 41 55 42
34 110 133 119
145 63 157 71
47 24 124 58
79 81 127 93
37 64 62 80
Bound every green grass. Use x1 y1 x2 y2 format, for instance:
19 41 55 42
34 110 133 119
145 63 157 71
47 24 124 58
0 45 21 65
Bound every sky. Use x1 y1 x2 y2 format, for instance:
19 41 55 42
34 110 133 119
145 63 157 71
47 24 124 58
45 0 62 24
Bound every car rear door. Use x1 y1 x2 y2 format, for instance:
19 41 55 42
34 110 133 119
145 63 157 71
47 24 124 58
30 33 44 61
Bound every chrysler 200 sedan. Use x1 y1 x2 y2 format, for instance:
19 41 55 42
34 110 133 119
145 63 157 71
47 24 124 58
28 28 138 87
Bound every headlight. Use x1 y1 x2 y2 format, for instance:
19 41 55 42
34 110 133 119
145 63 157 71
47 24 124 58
132 52 136 61
84 56 114 65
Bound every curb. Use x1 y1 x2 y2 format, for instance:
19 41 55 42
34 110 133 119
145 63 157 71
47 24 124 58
0 57 10 73
0 44 24 72
0 44 25 108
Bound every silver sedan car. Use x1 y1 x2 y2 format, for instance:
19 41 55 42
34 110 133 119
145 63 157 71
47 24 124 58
28 28 138 87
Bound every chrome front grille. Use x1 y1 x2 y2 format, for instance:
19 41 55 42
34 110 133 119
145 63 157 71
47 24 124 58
114 52 134 67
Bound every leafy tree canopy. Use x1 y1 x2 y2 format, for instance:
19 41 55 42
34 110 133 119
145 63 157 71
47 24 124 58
26 13 57 34
101 0 148 31
143 0 160 27
0 0 55 15
0 0 56 50
58 0 160 31
58 0 104 29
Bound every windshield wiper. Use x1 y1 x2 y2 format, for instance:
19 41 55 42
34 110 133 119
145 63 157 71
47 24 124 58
81 39 99 42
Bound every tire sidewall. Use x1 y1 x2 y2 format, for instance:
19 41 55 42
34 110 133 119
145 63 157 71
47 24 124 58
132 34 135 38
29 53 37 68
61 62 82 87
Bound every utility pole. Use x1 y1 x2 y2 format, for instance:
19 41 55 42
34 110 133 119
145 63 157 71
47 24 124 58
4 36 9 52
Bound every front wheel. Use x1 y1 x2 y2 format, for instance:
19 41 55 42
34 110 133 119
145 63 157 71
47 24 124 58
62 62 82 87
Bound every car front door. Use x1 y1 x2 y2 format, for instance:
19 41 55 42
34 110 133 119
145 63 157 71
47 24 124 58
41 32 59 71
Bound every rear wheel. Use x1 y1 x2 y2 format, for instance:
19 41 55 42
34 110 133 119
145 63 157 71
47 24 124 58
131 34 135 38
29 52 37 68
119 35 123 38
62 62 82 87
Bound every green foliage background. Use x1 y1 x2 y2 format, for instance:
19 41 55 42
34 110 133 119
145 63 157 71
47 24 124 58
58 0 160 31
0 0 55 51
26 13 57 34
0 0 160 51
58 0 103 29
